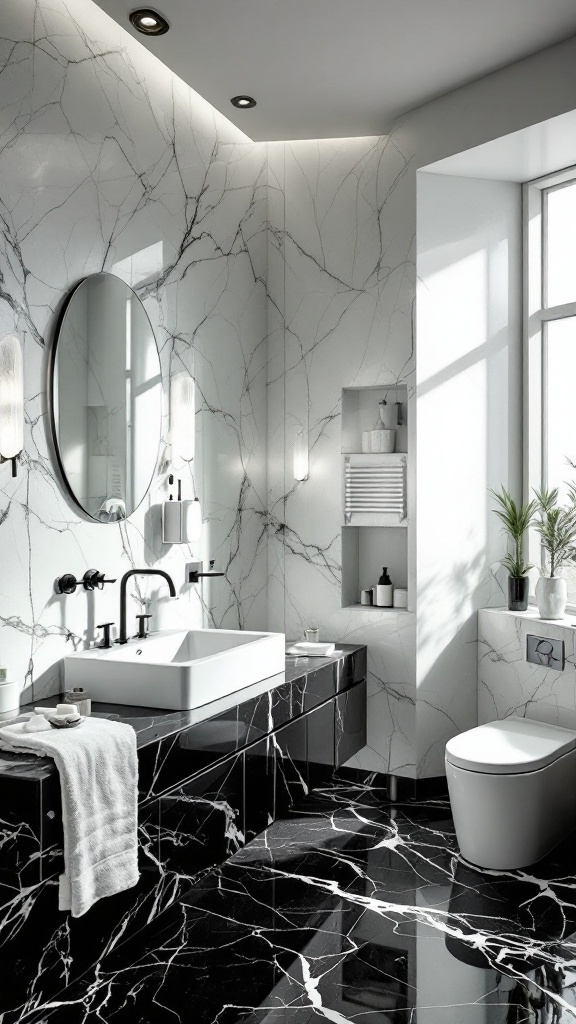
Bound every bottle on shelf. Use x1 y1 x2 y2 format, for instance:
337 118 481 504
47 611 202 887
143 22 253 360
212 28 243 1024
376 567 393 607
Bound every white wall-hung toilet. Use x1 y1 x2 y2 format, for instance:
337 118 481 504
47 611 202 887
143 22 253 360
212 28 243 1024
446 717 576 870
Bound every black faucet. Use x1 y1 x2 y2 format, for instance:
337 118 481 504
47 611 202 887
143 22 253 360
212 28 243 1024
116 569 176 645
188 560 225 584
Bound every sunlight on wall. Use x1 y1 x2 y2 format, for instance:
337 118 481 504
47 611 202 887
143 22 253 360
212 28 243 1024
415 170 522 776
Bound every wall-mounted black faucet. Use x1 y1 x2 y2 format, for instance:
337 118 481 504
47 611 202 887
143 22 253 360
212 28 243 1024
188 560 225 584
116 569 176 645
55 570 117 595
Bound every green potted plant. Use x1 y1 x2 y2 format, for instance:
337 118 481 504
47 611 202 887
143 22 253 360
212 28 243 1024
491 488 536 611
533 486 576 619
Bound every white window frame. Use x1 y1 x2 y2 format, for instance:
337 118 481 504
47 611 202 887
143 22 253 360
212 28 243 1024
523 165 576 605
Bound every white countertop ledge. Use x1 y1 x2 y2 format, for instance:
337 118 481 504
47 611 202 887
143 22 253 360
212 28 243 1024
481 606 576 629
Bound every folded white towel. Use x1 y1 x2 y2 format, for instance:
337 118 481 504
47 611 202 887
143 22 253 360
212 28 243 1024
0 717 138 918
288 642 336 657
24 714 52 733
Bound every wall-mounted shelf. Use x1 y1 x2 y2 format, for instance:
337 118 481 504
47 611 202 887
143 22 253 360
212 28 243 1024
342 384 408 454
345 603 410 613
341 384 410 611
342 525 408 608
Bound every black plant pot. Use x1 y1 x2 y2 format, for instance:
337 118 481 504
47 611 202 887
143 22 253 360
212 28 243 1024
508 576 529 612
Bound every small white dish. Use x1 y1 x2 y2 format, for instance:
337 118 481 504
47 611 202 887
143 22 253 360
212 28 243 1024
48 715 84 730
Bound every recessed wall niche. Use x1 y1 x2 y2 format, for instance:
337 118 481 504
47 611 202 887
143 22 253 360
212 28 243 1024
341 385 407 455
341 386 409 611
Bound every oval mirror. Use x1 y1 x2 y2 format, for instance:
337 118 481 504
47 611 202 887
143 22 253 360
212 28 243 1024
50 273 162 522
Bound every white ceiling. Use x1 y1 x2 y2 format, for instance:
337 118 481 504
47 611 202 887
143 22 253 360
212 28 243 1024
94 0 576 141
423 109 576 183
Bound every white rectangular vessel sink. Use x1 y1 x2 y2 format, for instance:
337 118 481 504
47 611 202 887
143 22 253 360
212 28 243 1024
64 629 286 710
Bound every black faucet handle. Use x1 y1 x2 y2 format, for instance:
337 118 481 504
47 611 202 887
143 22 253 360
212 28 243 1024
55 573 78 595
96 623 115 649
83 570 117 591
135 614 152 639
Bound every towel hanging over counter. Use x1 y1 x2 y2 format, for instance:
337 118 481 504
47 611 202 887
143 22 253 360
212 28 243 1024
0 716 139 918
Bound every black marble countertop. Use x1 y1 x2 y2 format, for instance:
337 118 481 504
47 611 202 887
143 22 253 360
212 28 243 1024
0 643 366 782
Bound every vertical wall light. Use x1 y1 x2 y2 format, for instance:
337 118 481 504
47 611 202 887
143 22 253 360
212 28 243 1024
170 372 195 464
0 334 23 477
293 426 309 482
185 496 203 546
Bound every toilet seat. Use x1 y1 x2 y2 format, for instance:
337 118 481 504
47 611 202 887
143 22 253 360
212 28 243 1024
445 716 576 775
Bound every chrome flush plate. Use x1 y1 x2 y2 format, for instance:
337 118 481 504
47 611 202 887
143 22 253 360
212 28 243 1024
526 634 565 671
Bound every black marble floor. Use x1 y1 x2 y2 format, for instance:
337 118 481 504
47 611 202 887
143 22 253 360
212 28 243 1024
30 773 576 1023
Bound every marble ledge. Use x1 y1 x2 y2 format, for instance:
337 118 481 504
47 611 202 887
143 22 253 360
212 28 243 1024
480 606 576 631
478 606 576 732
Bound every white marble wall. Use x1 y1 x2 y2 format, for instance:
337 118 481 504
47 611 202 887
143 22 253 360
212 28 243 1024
266 137 417 777
3 0 576 774
415 173 522 778
0 0 268 702
479 608 576 731
267 39 576 779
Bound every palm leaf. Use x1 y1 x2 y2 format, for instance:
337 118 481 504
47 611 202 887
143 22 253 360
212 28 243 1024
491 487 536 577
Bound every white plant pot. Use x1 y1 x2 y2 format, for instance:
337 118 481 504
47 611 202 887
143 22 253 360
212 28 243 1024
535 576 567 620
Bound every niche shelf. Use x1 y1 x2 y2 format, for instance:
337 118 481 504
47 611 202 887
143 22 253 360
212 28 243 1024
341 385 410 610
342 526 408 610
342 384 408 454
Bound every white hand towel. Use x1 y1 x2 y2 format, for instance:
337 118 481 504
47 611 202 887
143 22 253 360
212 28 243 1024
287 642 336 657
0 717 138 918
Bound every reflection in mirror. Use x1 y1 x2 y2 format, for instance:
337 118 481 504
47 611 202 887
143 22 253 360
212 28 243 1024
50 273 162 522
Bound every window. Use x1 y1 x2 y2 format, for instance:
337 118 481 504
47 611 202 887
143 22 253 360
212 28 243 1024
525 169 576 603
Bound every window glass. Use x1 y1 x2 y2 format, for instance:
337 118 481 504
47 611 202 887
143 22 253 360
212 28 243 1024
545 317 576 499
544 316 576 604
545 182 576 307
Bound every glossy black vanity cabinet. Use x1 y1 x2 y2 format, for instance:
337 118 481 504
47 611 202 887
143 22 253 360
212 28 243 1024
0 644 366 1023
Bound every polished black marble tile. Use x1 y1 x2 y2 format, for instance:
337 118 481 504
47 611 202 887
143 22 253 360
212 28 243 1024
306 698 335 790
30 776 576 1024
137 707 243 800
269 677 306 730
243 734 275 845
0 777 43 888
334 679 367 768
272 715 308 819
0 648 368 1023
158 752 245 877
301 663 337 713
0 754 62 888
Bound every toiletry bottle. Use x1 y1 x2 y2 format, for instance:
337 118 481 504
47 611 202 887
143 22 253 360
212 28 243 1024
376 567 393 607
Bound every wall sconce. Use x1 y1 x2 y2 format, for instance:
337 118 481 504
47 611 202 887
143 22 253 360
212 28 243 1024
170 372 195 464
293 427 309 481
0 334 23 477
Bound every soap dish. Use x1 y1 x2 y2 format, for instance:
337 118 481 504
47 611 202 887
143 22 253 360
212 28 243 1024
48 715 84 730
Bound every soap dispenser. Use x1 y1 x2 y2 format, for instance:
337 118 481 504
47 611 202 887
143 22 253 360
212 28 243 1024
376 567 393 607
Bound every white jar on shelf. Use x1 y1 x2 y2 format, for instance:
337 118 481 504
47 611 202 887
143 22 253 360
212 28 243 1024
370 428 395 453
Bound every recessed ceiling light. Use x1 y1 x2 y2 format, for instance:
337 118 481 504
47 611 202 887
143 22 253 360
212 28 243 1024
231 96 256 109
129 9 169 35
